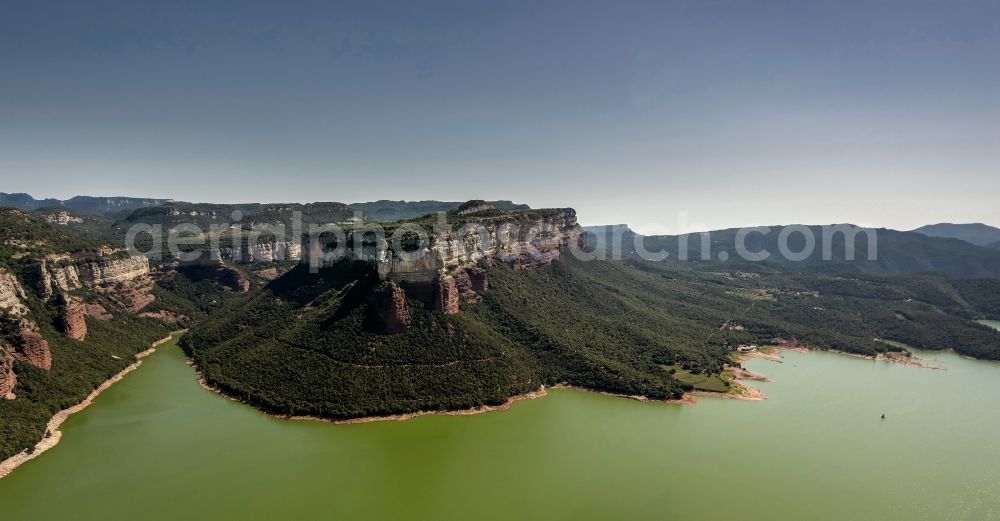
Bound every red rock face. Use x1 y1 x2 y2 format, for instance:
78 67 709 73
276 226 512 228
255 267 279 281
138 310 186 323
85 303 113 321
0 349 16 399
368 283 411 334
111 286 156 313
434 275 460 315
467 267 488 293
508 245 562 269
235 272 251 292
17 329 51 370
452 267 488 302
62 298 87 341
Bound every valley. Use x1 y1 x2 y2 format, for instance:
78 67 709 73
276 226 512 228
2 195 1000 478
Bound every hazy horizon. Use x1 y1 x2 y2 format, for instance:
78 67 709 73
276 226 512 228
5 188 999 235
2 1 998 233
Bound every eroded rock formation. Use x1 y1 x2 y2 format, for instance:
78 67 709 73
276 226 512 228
305 207 583 277
106 286 156 313
453 266 488 302
37 253 151 297
434 275 460 315
37 256 81 297
78 255 151 286
85 303 113 321
0 268 28 316
254 267 279 281
0 347 16 400
305 205 579 318
16 326 51 370
60 295 87 341
367 282 412 334
177 258 250 293
138 310 185 323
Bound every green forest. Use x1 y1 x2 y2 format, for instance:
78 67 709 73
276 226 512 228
182 255 1000 422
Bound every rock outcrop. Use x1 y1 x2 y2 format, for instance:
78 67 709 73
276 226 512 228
0 268 28 316
37 256 81 297
305 207 583 277
255 267 279 281
138 310 185 323
37 253 151 297
454 200 495 216
60 296 87 341
453 266 488 302
304 205 580 317
16 327 51 370
433 275 460 315
77 255 151 286
177 258 250 293
179 239 302 265
367 282 412 334
41 210 83 225
106 286 156 313
227 270 251 293
85 303 113 321
0 347 16 400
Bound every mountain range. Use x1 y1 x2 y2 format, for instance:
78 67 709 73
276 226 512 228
3 194 1000 462
912 223 1000 249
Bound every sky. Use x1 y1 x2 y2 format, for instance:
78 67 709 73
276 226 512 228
1 0 998 233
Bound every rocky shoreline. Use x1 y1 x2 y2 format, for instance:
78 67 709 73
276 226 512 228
0 331 185 480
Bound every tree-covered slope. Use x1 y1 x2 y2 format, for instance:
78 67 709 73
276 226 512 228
613 226 1000 279
182 254 1000 422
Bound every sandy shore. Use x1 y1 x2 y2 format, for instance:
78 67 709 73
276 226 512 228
0 330 185 480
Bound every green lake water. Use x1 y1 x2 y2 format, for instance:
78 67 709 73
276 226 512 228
2 334 1000 520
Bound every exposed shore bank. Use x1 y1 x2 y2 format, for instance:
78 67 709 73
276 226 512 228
743 342 943 370
192 362 770 426
193 370 552 424
0 331 186 480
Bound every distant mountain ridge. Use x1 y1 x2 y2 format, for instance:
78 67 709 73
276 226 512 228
912 223 1000 247
595 225 1000 279
349 200 530 222
0 192 169 215
0 193 529 223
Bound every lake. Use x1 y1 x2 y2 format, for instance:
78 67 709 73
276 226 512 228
1 334 999 520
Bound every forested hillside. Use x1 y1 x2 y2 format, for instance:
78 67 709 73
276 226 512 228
182 254 1000 421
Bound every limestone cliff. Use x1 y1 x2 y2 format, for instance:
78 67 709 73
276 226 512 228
0 268 28 316
1 269 52 370
37 252 150 297
305 206 583 323
77 255 151 286
382 208 581 277
178 239 301 265
36 255 81 297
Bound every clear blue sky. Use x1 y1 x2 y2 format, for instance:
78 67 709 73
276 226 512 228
1 0 997 232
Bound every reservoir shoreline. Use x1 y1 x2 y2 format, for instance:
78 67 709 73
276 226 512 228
0 330 186 481
190 361 770 426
